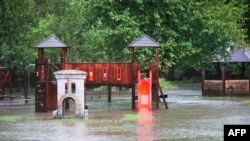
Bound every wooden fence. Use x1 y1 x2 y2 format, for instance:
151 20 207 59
203 80 250 96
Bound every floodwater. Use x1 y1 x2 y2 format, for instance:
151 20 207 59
1 83 250 141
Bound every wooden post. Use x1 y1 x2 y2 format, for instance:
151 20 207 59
155 48 159 109
131 48 135 64
108 86 111 103
60 55 65 70
38 48 44 62
62 48 68 63
152 84 158 109
60 48 68 70
23 59 28 104
131 48 136 110
44 57 49 112
201 69 205 96
132 85 135 109
155 48 159 65
241 62 245 78
221 65 225 95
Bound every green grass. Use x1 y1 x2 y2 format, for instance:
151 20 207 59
122 114 151 121
122 114 140 121
243 100 250 106
201 96 232 100
49 114 149 123
0 115 22 122
159 78 177 90
93 86 107 91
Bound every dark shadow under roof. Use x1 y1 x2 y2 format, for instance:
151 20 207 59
128 34 161 48
34 35 69 48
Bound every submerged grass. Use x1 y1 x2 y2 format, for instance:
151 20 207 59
49 118 93 123
122 114 151 121
243 100 250 106
48 113 150 124
122 114 140 121
201 96 232 100
0 115 22 122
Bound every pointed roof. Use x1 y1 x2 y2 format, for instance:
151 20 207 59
228 50 250 62
34 35 69 48
128 34 161 48
213 49 250 63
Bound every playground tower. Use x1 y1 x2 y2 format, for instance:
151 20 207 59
34 34 167 112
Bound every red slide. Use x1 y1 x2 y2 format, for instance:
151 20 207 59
137 70 152 112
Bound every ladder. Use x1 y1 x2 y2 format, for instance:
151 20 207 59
157 81 168 109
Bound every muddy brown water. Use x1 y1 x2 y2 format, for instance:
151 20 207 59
1 83 250 141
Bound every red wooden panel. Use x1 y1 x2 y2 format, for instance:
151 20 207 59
225 80 249 95
63 63 132 86
103 67 108 81
88 67 93 81
117 67 121 81
204 80 222 95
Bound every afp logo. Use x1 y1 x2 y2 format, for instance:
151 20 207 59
224 125 250 141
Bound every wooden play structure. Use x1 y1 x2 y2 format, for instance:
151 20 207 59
34 34 168 112
202 49 250 96
0 57 13 99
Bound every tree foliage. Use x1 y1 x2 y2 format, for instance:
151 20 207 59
86 0 248 72
0 0 249 82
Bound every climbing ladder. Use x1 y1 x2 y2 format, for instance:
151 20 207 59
157 81 168 109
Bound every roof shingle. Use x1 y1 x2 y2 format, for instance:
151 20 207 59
34 35 69 48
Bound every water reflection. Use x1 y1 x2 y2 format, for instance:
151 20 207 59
137 111 153 141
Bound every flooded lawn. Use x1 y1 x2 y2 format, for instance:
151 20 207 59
1 83 250 141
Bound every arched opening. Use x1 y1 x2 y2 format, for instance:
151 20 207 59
62 97 76 117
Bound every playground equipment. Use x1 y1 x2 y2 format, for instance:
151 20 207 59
137 70 152 111
34 34 168 112
0 57 13 99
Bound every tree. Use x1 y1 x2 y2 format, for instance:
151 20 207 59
85 0 248 74
0 0 248 83
0 0 37 88
244 0 250 42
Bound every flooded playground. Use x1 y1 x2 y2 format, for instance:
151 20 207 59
1 83 250 141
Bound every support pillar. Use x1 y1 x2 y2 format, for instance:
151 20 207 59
201 69 205 96
221 65 225 95
132 85 136 110
108 86 111 103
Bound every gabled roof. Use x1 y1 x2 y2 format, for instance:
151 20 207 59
128 34 161 48
228 50 250 62
34 35 69 48
214 49 250 63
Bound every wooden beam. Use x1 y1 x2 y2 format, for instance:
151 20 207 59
38 48 44 62
108 86 111 103
132 85 135 110
23 59 28 104
221 65 225 95
201 69 205 96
